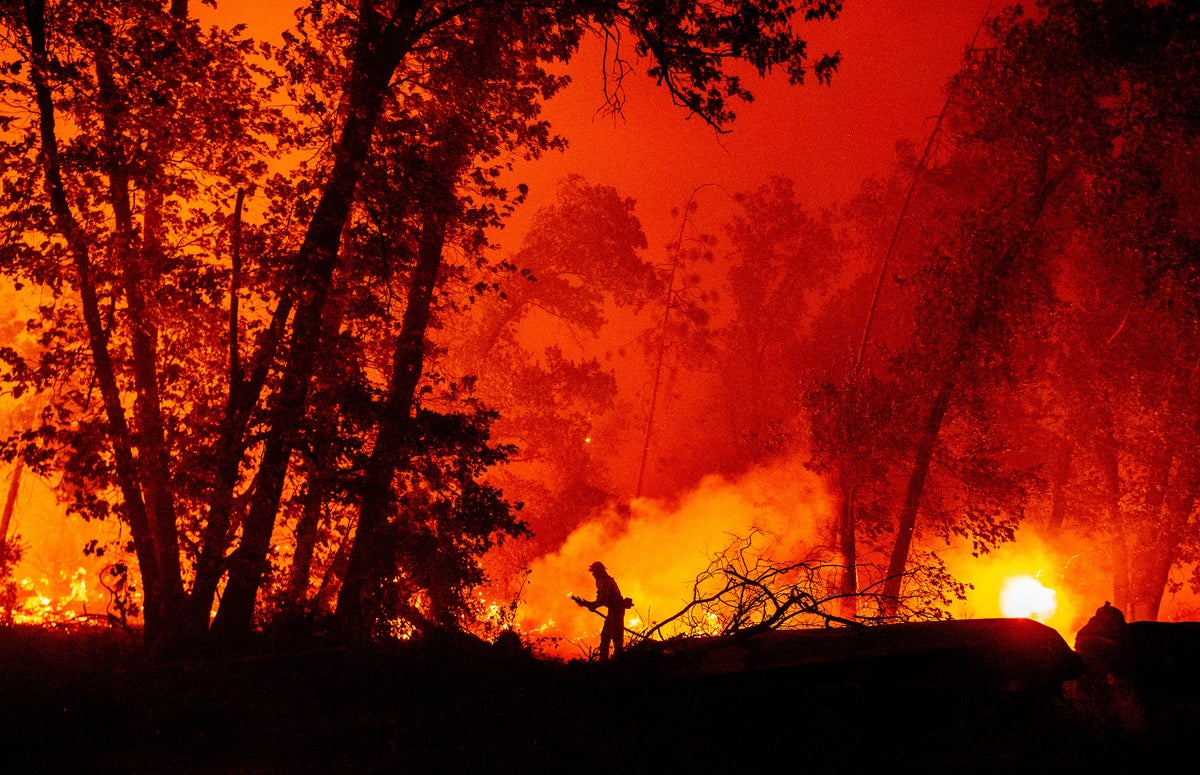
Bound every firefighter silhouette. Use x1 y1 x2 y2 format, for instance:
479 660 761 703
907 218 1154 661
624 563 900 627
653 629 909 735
1075 601 1131 686
572 561 633 661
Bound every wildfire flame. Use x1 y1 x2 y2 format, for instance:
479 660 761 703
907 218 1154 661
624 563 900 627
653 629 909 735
999 574 1057 622
509 456 1153 656
7 568 97 625
513 454 835 657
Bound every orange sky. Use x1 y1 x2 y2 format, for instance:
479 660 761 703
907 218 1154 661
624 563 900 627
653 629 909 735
9 0 1034 635
212 1 999 248
519 1 998 233
11 1 1199 647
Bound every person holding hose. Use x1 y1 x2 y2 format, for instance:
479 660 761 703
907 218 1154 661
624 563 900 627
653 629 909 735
573 561 632 661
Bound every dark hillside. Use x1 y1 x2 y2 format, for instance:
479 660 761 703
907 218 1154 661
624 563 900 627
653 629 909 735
1 620 1196 773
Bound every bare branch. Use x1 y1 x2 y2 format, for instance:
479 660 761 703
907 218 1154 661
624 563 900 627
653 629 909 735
637 529 968 645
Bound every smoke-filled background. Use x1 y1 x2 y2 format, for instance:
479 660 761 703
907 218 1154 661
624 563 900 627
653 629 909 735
4 0 1199 654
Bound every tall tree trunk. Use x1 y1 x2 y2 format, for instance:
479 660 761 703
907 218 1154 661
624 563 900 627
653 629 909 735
285 448 334 613
0 459 22 544
210 10 415 640
134 182 186 623
836 478 858 620
1132 448 1200 621
1046 438 1072 534
336 202 449 636
1098 430 1132 615
94 32 187 651
23 0 165 642
1126 366 1200 621
189 189 249 631
1127 447 1173 620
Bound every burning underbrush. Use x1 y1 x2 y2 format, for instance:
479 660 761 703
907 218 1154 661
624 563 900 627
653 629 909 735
508 457 1079 659
0 560 138 629
498 450 1200 662
512 454 841 657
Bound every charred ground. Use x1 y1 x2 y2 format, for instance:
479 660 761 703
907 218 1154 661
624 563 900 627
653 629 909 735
1 619 1198 773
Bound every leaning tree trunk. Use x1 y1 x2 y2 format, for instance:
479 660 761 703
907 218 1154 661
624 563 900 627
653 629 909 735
284 447 335 614
882 159 1061 613
883 383 954 612
314 519 355 615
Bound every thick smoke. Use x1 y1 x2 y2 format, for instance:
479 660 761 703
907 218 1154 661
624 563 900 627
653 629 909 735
516 453 834 656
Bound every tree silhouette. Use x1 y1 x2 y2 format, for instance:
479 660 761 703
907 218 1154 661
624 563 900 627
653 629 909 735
849 0 1200 615
0 0 843 651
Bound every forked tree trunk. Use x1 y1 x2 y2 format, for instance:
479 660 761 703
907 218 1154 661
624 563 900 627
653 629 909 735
23 0 167 642
95 32 187 648
210 11 414 641
336 202 450 637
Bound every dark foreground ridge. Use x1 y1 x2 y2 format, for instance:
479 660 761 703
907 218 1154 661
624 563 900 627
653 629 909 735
2 618 1198 773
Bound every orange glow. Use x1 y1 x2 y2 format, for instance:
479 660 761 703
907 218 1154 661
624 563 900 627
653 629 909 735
8 568 95 625
9 0 1200 658
514 453 835 658
511 468 1167 656
999 575 1057 622
938 529 1110 642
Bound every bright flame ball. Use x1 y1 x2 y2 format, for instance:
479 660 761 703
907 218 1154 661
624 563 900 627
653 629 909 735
999 575 1057 621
